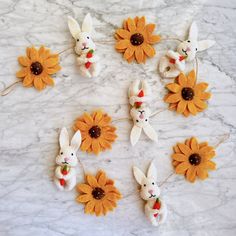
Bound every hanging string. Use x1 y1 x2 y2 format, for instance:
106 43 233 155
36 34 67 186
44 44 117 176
214 133 230 149
0 80 21 96
161 36 183 43
159 172 175 187
151 108 169 118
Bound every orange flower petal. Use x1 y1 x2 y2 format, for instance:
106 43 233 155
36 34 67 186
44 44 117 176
165 93 181 103
29 47 38 61
187 102 197 115
198 92 211 100
186 70 196 87
87 175 99 188
127 18 136 32
45 57 59 68
197 168 208 180
94 201 103 216
193 97 207 109
145 24 155 33
18 56 30 66
175 161 190 174
166 83 181 93
186 167 196 183
16 68 28 78
147 35 161 44
77 194 91 203
94 110 103 123
85 200 95 214
142 43 155 57
134 47 144 63
116 29 131 39
177 100 187 113
190 137 199 151
205 161 216 170
172 153 187 162
124 47 135 60
77 184 92 193
137 16 146 31
92 139 100 155
45 65 61 74
178 73 187 87
81 137 92 151
98 171 107 186
194 82 209 93
115 39 130 50
22 74 33 87
83 113 94 125
33 77 44 91
41 75 54 86
75 121 89 131
178 143 192 155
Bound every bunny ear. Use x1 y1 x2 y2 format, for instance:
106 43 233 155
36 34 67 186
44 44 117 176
188 21 198 40
143 123 158 142
198 40 215 51
59 127 69 149
130 125 142 146
71 130 82 151
133 166 146 185
129 79 140 97
147 161 157 180
141 80 150 96
68 16 81 38
82 13 93 33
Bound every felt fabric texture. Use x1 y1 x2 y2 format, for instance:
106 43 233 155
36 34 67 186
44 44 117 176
73 110 117 155
16 46 61 91
115 16 161 64
133 162 167 226
164 70 211 117
76 170 122 216
129 80 158 146
172 137 216 183
67 14 100 78
159 22 215 78
54 127 82 191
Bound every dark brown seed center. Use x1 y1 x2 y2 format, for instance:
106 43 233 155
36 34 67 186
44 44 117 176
92 187 105 200
89 125 101 138
181 87 194 101
30 62 43 75
130 33 144 46
189 153 201 166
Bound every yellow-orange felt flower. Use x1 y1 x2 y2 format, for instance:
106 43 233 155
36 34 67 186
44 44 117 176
76 170 122 216
16 46 61 91
115 16 161 64
164 70 211 117
172 137 216 183
73 110 117 155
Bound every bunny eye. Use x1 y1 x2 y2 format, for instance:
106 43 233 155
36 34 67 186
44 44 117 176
152 182 155 185
71 153 74 156
187 40 191 43
77 39 79 42
143 184 146 187
60 152 63 155
145 119 148 122
136 120 139 122
195 48 198 51
87 36 90 39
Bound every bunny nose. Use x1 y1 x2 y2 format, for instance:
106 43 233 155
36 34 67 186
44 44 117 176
64 157 69 162
186 47 191 52
82 43 87 47
148 190 153 194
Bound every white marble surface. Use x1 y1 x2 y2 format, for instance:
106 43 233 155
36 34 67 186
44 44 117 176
0 0 236 235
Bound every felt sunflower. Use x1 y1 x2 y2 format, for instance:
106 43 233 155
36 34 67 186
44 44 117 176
164 70 211 117
115 16 161 63
172 137 216 183
76 170 122 216
73 110 117 155
16 46 61 91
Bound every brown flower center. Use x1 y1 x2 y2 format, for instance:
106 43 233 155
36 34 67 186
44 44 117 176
130 33 144 46
92 187 105 200
181 87 194 101
89 125 101 138
30 62 43 75
189 153 201 166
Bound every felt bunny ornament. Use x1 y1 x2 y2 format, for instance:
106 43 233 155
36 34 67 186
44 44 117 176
128 80 158 146
68 14 101 78
133 162 167 226
159 22 215 78
54 127 82 191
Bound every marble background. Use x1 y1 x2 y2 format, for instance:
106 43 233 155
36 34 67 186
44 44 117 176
0 0 235 235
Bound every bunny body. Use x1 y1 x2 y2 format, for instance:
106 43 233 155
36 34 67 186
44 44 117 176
133 162 167 226
68 14 101 78
129 80 158 146
54 127 82 191
159 22 215 78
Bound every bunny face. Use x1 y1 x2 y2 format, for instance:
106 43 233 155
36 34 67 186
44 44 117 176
56 127 82 167
68 14 96 55
74 32 96 55
177 22 215 62
130 107 151 128
177 39 198 62
133 162 160 201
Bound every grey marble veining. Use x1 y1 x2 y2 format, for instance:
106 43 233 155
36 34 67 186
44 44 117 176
0 0 236 235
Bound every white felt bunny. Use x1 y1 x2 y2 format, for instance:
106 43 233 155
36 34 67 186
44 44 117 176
68 14 101 78
133 162 167 226
128 80 158 146
159 22 215 78
54 127 81 191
